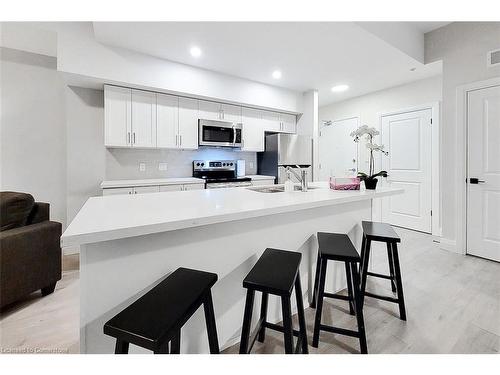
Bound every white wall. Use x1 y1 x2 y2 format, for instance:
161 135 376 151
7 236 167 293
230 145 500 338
319 75 442 174
56 24 302 113
425 22 500 249
66 86 105 223
0 47 67 225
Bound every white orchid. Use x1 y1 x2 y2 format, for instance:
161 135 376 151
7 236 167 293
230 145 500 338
349 124 389 183
350 125 379 142
366 143 389 155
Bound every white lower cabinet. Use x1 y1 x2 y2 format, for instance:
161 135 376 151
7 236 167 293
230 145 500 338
251 179 275 186
103 186 159 196
159 183 205 192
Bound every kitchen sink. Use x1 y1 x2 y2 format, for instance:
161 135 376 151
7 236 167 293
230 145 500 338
247 185 318 193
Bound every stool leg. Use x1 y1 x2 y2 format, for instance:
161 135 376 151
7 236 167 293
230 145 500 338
281 296 294 354
310 253 321 308
359 234 367 273
203 290 220 354
239 289 255 354
350 262 368 354
294 271 309 354
114 339 129 354
345 262 355 315
386 242 396 292
170 330 181 354
257 292 269 343
391 243 407 321
359 238 372 306
312 257 327 348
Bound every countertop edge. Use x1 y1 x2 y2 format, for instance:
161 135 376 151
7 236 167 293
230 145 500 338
61 188 403 248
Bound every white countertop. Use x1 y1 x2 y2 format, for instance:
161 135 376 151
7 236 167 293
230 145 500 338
62 183 403 247
101 177 205 189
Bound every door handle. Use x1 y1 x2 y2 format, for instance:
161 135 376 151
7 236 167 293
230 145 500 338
469 178 485 184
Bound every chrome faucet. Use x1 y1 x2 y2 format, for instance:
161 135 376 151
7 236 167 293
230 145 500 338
284 165 309 192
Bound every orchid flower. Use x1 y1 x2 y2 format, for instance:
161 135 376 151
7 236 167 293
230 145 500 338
350 124 389 179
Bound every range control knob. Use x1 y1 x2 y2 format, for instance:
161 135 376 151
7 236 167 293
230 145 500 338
229 162 233 166
201 163 205 167
222 163 226 166
196 163 200 166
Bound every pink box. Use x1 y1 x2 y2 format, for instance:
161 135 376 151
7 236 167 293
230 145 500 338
329 177 361 190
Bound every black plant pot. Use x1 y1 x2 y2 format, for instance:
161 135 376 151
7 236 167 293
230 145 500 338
364 178 378 190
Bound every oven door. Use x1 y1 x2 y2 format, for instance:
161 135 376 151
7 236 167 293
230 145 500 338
206 181 252 189
199 119 242 147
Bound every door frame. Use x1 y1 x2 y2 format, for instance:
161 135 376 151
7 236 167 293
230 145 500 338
318 115 360 179
456 77 500 256
376 102 441 237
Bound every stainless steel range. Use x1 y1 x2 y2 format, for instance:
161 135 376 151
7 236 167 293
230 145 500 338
193 160 252 189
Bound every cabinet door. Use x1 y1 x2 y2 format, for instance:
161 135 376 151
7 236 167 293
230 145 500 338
156 93 179 149
159 184 184 192
241 108 264 151
221 103 242 123
280 113 297 133
131 90 157 148
105 86 131 147
251 179 275 186
199 100 222 121
183 183 205 191
133 185 160 194
102 187 134 196
178 97 199 150
261 110 281 132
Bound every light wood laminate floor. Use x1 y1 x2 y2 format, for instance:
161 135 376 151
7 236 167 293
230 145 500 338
1 228 499 354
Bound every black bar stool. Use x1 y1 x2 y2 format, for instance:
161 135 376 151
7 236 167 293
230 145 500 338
359 221 406 321
311 232 367 354
103 267 220 354
239 248 308 354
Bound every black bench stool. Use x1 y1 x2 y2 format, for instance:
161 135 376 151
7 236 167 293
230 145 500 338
311 232 367 354
239 248 308 354
359 221 406 321
103 267 220 354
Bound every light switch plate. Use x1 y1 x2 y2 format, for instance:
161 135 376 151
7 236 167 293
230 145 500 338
249 162 254 169
158 163 168 171
139 163 146 172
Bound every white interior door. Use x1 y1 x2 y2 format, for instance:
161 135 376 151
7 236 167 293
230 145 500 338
318 117 359 181
467 85 500 262
381 109 432 233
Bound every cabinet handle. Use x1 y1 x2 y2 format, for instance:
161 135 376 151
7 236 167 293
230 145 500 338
179 135 182 147
127 132 131 145
175 134 178 146
133 132 136 144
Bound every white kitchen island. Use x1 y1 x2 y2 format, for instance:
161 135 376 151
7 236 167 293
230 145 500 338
61 183 403 353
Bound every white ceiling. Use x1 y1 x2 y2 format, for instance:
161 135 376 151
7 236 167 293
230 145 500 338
93 22 444 106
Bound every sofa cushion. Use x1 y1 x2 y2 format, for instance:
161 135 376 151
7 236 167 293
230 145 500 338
0 192 35 231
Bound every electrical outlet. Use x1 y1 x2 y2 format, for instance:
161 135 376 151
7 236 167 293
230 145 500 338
139 163 146 172
158 163 168 171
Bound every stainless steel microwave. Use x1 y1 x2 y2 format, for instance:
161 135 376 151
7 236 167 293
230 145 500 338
198 119 242 148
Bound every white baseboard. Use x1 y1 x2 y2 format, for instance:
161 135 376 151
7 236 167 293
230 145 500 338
434 237 460 254
63 245 80 255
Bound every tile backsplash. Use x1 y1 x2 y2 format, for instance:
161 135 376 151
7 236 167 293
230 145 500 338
105 148 258 180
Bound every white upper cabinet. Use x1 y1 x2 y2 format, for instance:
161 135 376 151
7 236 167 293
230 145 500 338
261 110 281 132
241 108 264 152
199 100 222 121
156 93 179 149
131 89 157 148
280 113 297 133
178 97 199 150
221 103 242 123
105 86 132 147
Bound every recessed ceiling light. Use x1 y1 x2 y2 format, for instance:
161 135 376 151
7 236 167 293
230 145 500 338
331 84 349 93
410 67 417 72
272 70 282 79
190 46 202 58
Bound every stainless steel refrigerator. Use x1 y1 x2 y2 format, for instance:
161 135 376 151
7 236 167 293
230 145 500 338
257 134 313 184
